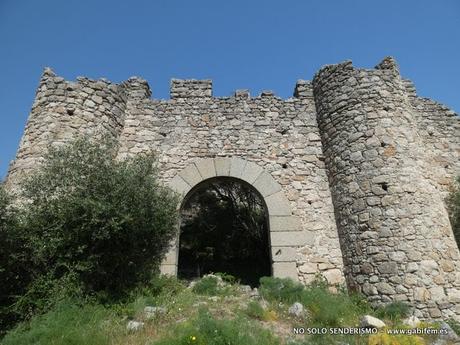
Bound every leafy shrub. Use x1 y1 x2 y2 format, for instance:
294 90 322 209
11 271 85 321
244 301 277 322
18 137 179 299
214 272 238 285
259 276 304 303
0 301 117 345
447 176 460 247
375 302 411 321
192 276 222 296
154 309 280 345
143 275 186 298
447 318 460 336
0 185 33 334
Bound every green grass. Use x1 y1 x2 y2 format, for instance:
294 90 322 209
153 308 280 345
259 276 371 328
0 301 119 345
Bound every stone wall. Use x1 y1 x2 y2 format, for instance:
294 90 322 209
5 57 460 321
117 79 345 286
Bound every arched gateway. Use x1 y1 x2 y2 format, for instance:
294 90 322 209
160 157 301 280
6 57 460 320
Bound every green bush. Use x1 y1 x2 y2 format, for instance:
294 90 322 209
447 176 460 247
192 276 222 296
375 301 411 321
18 137 179 298
0 185 33 334
154 309 280 345
244 301 277 322
259 276 304 303
0 301 117 345
1 137 180 328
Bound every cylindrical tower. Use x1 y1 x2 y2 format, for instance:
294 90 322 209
313 57 460 320
6 68 131 191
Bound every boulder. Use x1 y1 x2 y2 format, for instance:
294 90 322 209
127 320 144 331
359 315 386 329
144 306 166 319
437 322 459 342
288 302 304 317
402 315 420 328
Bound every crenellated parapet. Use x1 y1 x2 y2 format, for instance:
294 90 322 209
312 57 460 320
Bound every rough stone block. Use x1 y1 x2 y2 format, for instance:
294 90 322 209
273 262 298 281
240 161 263 184
265 191 291 216
229 157 247 178
160 264 177 276
270 231 314 246
271 246 297 262
253 171 281 197
168 175 191 195
270 216 301 231
214 157 231 176
179 163 202 186
195 159 216 180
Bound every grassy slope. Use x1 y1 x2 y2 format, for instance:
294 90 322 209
1 275 458 345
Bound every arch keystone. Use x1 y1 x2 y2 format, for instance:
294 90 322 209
229 157 247 178
214 157 231 176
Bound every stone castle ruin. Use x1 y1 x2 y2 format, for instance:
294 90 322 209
5 57 460 321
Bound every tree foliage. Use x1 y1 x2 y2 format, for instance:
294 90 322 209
447 176 460 248
0 185 32 333
18 137 179 296
0 137 180 335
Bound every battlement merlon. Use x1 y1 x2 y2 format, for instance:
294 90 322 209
170 79 212 99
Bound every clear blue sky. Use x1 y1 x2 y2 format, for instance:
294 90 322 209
1 0 459 180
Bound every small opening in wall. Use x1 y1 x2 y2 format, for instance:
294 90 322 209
160 132 167 137
66 108 75 115
282 163 288 169
444 165 449 169
380 142 387 147
379 182 389 192
280 129 288 135
307 200 312 205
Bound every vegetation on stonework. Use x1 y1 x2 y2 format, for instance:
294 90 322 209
0 137 179 334
447 176 460 247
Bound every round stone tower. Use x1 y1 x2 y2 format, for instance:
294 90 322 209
312 57 460 320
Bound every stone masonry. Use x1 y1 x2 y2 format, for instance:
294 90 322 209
5 57 460 321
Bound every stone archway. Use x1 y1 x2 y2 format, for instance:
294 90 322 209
160 157 302 281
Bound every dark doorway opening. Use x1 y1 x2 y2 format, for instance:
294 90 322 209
178 177 271 287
